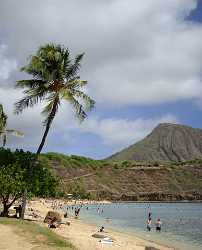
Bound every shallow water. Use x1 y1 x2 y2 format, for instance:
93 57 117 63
66 202 202 250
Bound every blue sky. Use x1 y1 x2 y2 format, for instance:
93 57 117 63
0 0 202 159
188 0 202 22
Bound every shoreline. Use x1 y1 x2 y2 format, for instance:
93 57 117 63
111 200 202 203
24 198 175 250
78 216 175 250
53 215 174 250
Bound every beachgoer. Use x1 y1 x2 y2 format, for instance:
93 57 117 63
74 207 78 217
75 207 81 218
14 205 22 218
99 226 105 232
156 218 162 232
147 218 152 231
48 218 57 229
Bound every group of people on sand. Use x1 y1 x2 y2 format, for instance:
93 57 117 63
147 211 162 232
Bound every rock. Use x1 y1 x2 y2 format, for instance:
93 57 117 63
44 211 62 224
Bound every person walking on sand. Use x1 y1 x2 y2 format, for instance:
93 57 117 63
156 218 162 232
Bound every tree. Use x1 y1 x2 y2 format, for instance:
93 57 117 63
15 43 95 155
0 163 25 217
0 148 58 217
15 44 95 219
0 104 23 146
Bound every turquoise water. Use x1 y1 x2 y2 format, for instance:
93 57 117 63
66 202 202 250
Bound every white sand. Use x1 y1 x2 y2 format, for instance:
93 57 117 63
26 199 174 250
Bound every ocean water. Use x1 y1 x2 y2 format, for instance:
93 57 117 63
67 202 202 250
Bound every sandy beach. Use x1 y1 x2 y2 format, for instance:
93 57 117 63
24 199 174 250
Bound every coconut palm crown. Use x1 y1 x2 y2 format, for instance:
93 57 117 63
15 44 95 154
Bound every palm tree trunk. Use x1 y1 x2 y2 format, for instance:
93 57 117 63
1 198 9 217
0 196 17 217
20 97 58 219
36 97 59 155
36 118 52 155
20 190 27 219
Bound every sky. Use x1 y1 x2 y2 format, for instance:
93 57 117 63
0 0 202 159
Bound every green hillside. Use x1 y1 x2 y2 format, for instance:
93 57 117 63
39 152 202 201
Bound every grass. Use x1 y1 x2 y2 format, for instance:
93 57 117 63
0 217 76 250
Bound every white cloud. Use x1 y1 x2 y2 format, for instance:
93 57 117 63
0 0 202 106
0 87 179 154
0 45 17 81
81 114 178 149
0 0 200 156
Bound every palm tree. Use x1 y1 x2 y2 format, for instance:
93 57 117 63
15 44 95 219
0 104 23 146
15 43 95 155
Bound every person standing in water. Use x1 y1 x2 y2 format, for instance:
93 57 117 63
147 204 152 219
147 218 152 231
156 218 162 232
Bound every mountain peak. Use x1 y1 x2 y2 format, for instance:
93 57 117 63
108 123 202 162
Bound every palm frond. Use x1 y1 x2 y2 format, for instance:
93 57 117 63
16 79 46 89
65 53 84 80
67 78 88 89
6 130 24 137
0 104 23 146
70 89 95 111
14 90 47 114
21 55 44 79
42 95 60 126
62 91 87 121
